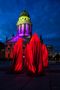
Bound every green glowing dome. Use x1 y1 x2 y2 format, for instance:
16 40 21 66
16 10 32 25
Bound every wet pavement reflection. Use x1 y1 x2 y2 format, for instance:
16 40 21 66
0 62 60 90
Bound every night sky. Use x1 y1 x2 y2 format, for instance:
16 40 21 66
0 0 60 51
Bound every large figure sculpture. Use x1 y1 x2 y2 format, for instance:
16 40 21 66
11 38 23 72
11 33 48 74
25 33 43 74
40 35 48 68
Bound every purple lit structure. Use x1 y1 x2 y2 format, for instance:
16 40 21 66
7 10 32 43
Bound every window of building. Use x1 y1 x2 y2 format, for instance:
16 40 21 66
20 24 22 33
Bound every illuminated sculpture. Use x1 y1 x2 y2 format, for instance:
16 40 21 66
11 10 48 74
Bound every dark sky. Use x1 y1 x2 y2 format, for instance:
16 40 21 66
0 0 60 50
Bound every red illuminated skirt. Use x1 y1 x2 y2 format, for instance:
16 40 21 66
12 33 48 74
42 44 48 68
25 33 43 74
11 38 23 72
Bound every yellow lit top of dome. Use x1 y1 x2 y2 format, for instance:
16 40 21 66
16 10 32 25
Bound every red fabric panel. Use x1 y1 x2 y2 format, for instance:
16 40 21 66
42 44 48 68
25 33 43 74
25 44 36 73
12 38 23 72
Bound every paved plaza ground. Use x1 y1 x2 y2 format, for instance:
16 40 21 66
0 61 60 90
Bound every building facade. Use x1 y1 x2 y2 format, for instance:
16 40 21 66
5 10 32 59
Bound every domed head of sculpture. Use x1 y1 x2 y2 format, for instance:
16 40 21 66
16 10 32 37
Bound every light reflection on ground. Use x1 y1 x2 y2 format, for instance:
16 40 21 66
0 61 60 90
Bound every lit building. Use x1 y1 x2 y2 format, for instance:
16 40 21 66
5 10 32 59
17 10 32 37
